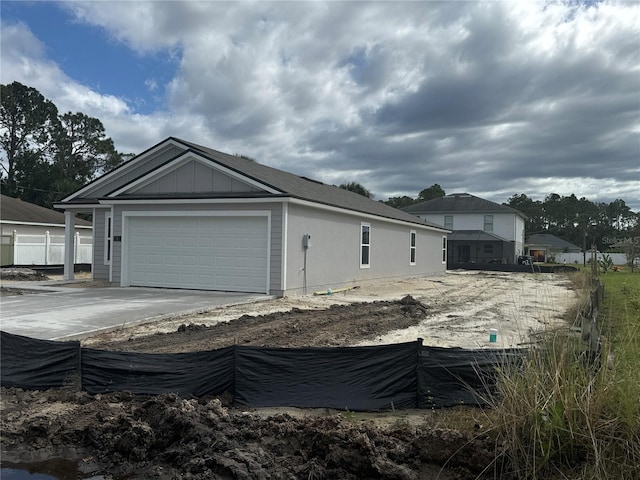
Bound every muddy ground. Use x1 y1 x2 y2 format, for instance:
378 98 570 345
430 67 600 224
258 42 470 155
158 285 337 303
1 270 578 479
1 387 504 480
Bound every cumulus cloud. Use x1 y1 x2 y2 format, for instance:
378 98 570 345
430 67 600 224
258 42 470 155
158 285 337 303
2 1 639 210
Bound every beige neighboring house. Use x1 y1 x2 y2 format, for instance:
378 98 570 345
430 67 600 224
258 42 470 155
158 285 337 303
0 194 92 267
54 137 450 295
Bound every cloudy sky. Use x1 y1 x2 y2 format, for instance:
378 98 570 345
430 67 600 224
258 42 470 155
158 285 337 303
1 1 639 210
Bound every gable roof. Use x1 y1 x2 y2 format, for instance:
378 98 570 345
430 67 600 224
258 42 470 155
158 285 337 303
1 195 91 227
526 233 581 251
59 137 447 230
448 230 510 242
403 193 525 217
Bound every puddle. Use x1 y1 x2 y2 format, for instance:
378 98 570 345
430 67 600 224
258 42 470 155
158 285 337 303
0 459 106 480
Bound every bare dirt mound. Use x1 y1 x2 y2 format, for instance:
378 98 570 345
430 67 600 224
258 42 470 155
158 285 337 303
0 267 49 281
91 296 430 353
1 387 504 480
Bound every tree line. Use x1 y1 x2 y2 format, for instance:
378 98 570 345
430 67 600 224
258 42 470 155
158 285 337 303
2 81 637 255
1 81 129 208
342 182 638 253
505 193 638 253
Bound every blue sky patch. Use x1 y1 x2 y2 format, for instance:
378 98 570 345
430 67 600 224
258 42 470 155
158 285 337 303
1 1 179 114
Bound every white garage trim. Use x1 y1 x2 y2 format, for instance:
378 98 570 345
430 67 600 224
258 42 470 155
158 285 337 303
281 202 288 292
121 210 271 293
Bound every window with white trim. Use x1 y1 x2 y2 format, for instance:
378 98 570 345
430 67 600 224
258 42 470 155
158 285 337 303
442 236 447 263
104 214 112 265
409 230 416 265
360 223 370 268
444 215 453 229
484 215 494 232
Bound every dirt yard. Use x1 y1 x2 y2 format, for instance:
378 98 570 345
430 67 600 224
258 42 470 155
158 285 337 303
1 270 579 479
82 270 578 352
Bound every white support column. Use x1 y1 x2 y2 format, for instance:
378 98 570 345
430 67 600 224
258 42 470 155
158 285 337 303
64 211 75 280
74 231 80 263
45 231 51 265
12 230 17 265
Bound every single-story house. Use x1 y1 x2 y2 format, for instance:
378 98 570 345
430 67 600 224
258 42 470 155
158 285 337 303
526 233 581 263
0 194 92 266
55 137 450 295
402 193 527 265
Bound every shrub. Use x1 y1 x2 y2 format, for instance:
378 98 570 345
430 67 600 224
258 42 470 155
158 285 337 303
598 254 614 274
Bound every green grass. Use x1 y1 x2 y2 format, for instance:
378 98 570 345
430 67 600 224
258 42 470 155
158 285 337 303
598 271 640 435
599 271 640 364
489 270 640 479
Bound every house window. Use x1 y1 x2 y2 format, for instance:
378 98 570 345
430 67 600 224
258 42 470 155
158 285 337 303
484 215 493 232
409 230 416 265
360 223 370 268
442 236 447 263
104 214 112 265
484 244 494 254
444 215 453 229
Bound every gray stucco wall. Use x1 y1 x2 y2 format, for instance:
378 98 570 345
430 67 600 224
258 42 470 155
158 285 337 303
109 202 283 294
285 203 446 295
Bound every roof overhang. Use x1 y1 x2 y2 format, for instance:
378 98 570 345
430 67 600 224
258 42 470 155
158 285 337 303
83 196 449 233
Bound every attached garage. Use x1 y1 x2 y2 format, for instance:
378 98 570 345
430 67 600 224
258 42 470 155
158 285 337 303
122 214 269 293
58 137 450 296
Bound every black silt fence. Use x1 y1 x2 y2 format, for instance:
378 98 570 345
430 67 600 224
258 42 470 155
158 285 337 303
81 346 235 396
417 347 522 408
0 331 80 390
234 342 420 410
1 331 523 410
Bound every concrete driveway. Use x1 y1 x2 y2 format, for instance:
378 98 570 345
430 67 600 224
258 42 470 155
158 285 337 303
0 283 271 341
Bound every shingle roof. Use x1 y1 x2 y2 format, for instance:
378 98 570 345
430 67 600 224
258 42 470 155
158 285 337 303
82 137 444 230
58 137 448 230
526 233 581 251
402 193 525 217
177 138 444 227
448 230 510 242
1 195 91 226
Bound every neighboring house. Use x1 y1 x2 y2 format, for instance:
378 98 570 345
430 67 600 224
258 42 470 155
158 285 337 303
54 137 449 295
402 193 526 264
0 194 92 266
526 233 581 263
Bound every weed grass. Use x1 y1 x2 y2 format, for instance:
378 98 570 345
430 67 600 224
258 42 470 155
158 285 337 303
490 270 640 479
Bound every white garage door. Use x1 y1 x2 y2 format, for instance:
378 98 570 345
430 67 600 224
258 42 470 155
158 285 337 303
126 215 269 293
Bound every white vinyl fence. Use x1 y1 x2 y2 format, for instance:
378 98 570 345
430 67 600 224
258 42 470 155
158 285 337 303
12 232 92 265
555 252 629 265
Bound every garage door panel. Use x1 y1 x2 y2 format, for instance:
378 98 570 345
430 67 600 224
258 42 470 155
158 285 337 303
127 216 268 293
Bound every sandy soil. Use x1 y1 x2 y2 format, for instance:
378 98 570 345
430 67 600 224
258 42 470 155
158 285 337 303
83 270 578 352
1 270 579 479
